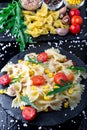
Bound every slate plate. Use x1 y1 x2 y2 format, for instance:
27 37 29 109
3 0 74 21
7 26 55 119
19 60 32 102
0 1 87 42
0 44 87 127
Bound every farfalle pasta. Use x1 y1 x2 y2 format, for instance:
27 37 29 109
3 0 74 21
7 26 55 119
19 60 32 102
22 3 69 37
1 48 87 112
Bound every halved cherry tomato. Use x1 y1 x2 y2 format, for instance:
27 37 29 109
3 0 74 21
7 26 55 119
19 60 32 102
67 73 74 82
54 72 68 85
0 74 11 86
70 24 81 34
22 106 37 121
31 75 45 86
69 8 81 17
37 52 48 62
71 15 83 25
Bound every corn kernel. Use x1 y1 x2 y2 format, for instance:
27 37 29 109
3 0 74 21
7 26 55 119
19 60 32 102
24 61 29 66
31 86 36 90
43 85 49 93
68 88 73 94
29 70 34 76
32 64 36 66
18 60 23 63
44 108 48 112
0 89 6 94
44 69 50 74
48 72 54 78
20 106 25 110
63 102 69 108
44 96 51 101
9 74 14 79
53 85 59 89
32 91 37 96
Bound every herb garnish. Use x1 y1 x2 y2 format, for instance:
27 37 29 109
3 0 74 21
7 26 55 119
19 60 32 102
47 81 74 96
11 74 21 83
68 65 87 73
0 0 33 51
27 56 42 64
21 95 38 110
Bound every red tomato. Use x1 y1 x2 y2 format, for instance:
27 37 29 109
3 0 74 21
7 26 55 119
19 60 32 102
71 16 83 25
0 74 11 86
22 106 37 121
67 73 74 82
37 52 48 62
69 8 81 17
70 24 81 34
54 72 68 85
31 75 45 86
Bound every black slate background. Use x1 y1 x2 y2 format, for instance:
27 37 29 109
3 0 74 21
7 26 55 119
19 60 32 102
0 0 87 130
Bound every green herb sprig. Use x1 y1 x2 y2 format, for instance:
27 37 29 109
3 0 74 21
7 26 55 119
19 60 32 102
21 95 38 110
47 81 74 96
11 74 21 83
0 0 33 51
27 56 42 64
68 65 87 73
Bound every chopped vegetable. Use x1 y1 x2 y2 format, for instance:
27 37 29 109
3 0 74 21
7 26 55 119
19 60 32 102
22 106 37 121
37 52 48 62
54 72 68 85
0 74 11 86
0 0 33 51
31 75 46 86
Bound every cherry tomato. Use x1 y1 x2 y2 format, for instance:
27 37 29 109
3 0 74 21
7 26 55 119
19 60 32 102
71 16 83 25
31 75 45 86
70 24 81 34
54 72 68 85
67 73 74 82
37 52 48 62
0 74 11 86
69 8 81 17
22 106 37 121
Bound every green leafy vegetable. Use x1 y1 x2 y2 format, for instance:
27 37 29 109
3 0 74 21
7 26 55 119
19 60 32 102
68 65 87 73
0 0 33 51
47 81 74 96
11 74 21 83
27 56 42 64
21 95 38 110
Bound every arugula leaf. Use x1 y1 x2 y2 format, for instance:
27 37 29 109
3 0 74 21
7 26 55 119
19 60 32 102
68 65 87 73
11 74 21 83
0 0 33 51
21 95 38 110
47 82 73 96
27 56 42 64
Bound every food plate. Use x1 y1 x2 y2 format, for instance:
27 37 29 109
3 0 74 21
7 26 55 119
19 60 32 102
0 44 87 126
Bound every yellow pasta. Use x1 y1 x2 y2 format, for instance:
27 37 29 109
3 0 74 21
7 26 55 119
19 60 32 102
22 3 69 37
